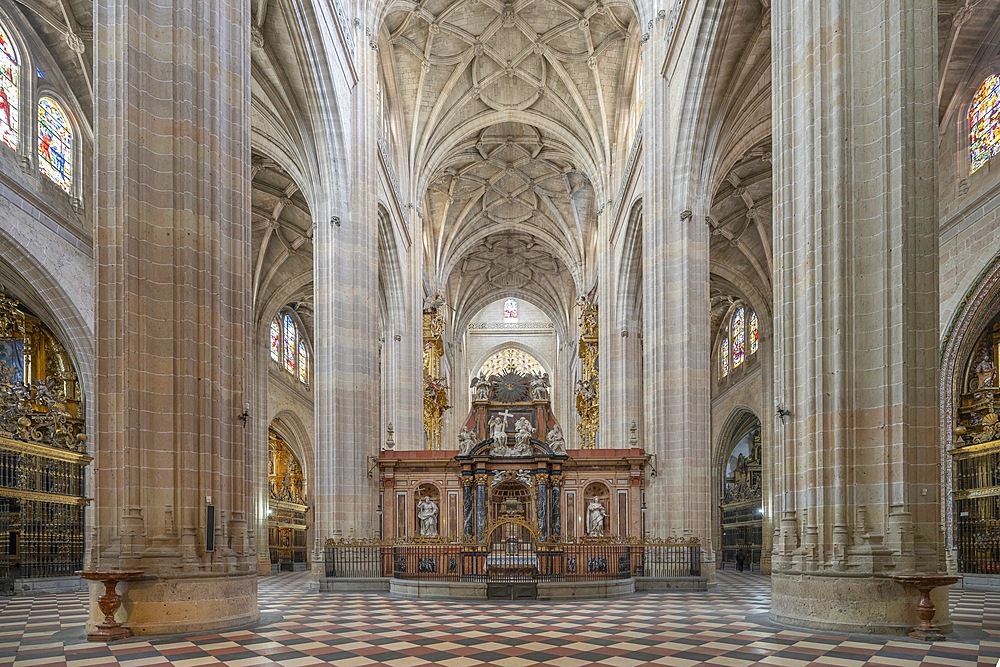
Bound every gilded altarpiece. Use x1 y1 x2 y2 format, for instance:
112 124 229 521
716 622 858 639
0 291 88 593
267 431 308 571
576 297 598 449
422 309 450 450
952 317 1000 574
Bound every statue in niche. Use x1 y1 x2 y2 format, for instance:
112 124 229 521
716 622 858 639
586 496 607 537
529 373 550 401
471 374 493 401
417 496 439 537
458 427 477 456
975 355 996 389
513 416 534 454
547 425 566 454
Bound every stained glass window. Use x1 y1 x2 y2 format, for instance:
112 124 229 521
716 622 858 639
970 74 1000 173
298 341 309 384
721 337 729 377
38 97 72 192
732 307 745 368
503 298 518 322
0 24 18 152
283 314 295 373
270 317 281 362
749 311 759 355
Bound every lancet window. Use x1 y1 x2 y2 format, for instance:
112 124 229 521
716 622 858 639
503 298 518 322
719 304 758 381
0 23 18 151
270 311 310 385
970 74 1000 173
38 97 72 192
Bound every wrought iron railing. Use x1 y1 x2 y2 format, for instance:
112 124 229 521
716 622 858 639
323 537 702 582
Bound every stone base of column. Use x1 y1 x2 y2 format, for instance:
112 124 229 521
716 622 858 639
257 555 273 577
770 573 951 635
87 573 259 636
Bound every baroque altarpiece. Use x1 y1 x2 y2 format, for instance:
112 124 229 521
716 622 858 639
0 291 88 593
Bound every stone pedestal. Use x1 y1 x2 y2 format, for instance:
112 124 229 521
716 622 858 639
79 570 144 642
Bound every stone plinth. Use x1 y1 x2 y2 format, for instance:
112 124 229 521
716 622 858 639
771 573 951 635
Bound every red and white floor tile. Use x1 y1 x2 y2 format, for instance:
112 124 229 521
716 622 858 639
0 571 997 666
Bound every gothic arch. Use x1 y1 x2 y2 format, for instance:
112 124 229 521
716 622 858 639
615 199 643 332
469 341 553 388
940 252 1000 552
269 410 314 493
0 230 92 432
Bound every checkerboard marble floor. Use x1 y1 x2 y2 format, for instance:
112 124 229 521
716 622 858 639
1 571 998 666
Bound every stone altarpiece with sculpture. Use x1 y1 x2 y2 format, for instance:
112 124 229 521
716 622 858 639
378 359 645 544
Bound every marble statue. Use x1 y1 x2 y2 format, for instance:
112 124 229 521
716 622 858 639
529 373 550 401
458 427 477 456
586 496 606 537
417 496 439 537
547 425 566 454
489 413 510 451
513 416 535 454
471 374 493 401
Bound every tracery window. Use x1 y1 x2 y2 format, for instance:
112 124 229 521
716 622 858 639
0 23 18 151
272 311 309 385
270 317 281 362
283 314 295 373
732 307 746 369
719 305 758 380
503 298 518 322
37 97 72 192
970 74 1000 173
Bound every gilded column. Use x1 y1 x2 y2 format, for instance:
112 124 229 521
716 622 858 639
92 0 255 634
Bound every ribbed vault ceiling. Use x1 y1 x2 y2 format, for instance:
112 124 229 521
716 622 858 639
382 0 637 325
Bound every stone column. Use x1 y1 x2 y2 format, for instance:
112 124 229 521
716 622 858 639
475 473 488 541
770 0 943 633
462 475 474 540
311 38 380 561
550 474 562 539
641 15 713 565
536 473 549 539
91 0 256 634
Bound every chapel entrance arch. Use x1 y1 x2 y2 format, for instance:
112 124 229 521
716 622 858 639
717 413 763 572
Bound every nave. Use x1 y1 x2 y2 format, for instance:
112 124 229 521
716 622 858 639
3 573 998 666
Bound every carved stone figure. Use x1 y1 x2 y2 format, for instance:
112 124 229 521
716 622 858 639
458 427 477 456
417 496 439 537
586 496 607 537
489 413 510 450
547 425 566 454
471 374 493 401
529 373 550 401
513 416 534 454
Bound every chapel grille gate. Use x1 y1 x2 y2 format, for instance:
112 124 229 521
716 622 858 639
485 519 539 599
